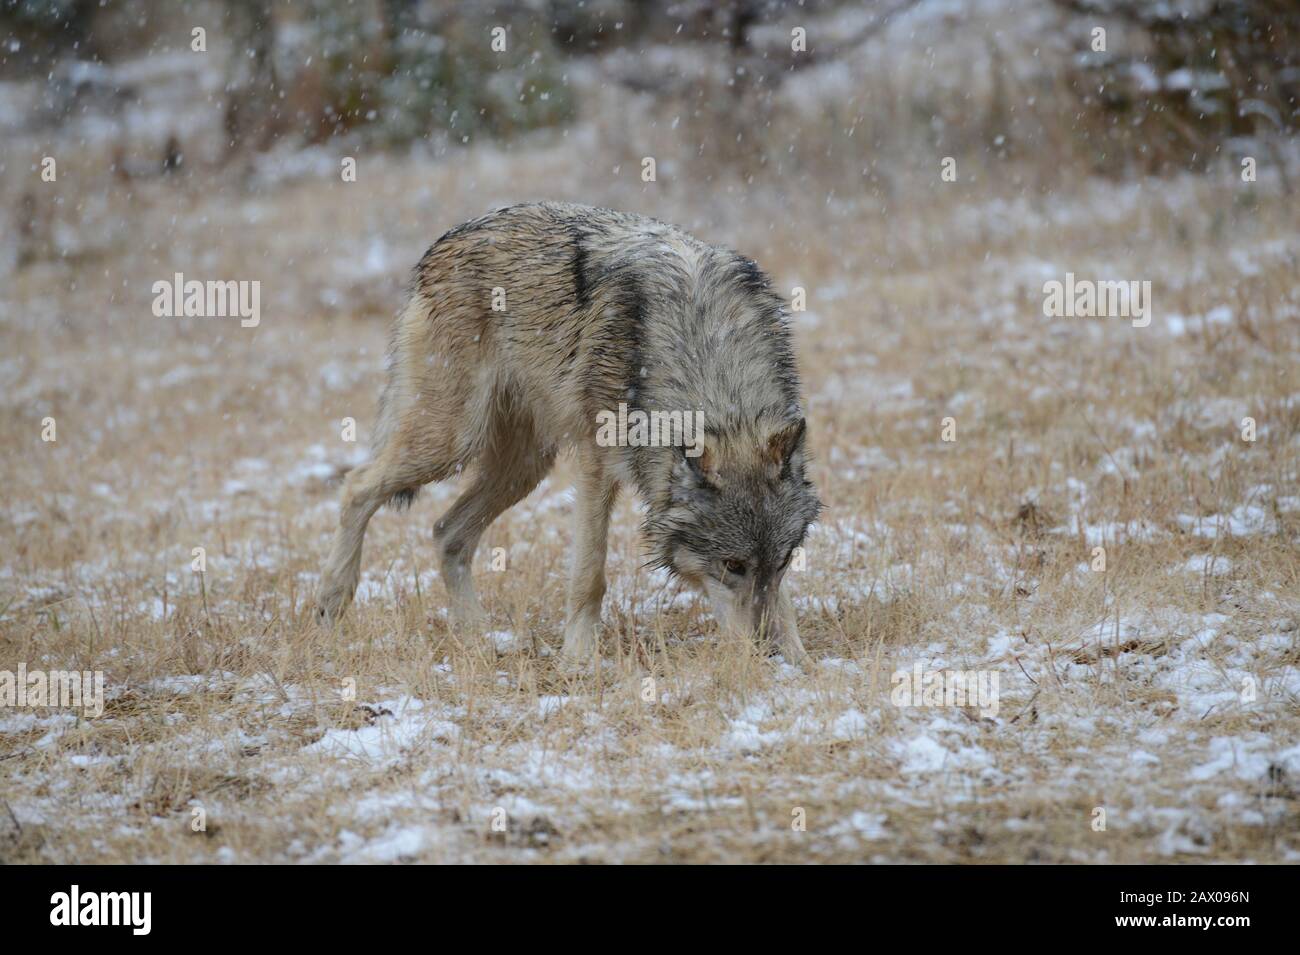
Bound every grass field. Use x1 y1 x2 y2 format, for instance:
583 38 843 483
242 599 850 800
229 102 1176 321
2 0 1299 860
3 132 1297 862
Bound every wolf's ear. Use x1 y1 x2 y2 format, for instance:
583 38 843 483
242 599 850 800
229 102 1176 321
764 417 807 478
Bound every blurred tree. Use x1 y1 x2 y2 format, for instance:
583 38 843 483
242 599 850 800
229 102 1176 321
0 0 101 70
215 0 575 151
1053 0 1299 175
223 0 282 156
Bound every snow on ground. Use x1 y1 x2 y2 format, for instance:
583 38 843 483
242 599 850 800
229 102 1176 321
1 2 1297 863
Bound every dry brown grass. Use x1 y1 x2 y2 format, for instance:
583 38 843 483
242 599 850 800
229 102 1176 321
2 29 1299 862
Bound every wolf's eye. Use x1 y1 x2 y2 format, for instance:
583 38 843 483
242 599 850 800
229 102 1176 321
723 559 748 577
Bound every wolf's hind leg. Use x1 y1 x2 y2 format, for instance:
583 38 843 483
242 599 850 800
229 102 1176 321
771 585 810 667
317 457 418 623
559 450 618 667
316 407 467 624
317 285 491 625
433 402 554 630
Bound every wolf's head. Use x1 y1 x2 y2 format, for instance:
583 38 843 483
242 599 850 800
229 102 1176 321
647 415 822 661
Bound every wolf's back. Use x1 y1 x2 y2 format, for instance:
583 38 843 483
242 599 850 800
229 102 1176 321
401 202 802 444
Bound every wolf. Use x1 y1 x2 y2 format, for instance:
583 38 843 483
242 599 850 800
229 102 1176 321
316 202 822 665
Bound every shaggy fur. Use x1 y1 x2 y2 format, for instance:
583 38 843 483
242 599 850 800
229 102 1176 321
317 201 821 664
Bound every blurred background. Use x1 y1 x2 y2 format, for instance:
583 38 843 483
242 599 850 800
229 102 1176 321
1 0 1296 283
3 2 1300 865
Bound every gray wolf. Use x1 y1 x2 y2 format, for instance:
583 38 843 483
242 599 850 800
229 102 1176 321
316 202 822 666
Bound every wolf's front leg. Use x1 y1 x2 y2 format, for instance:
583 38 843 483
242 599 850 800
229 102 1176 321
773 585 811 667
559 454 618 666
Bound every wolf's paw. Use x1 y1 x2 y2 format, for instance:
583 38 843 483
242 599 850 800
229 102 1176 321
769 630 811 670
315 585 352 626
558 620 600 671
447 602 489 636
778 646 812 670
